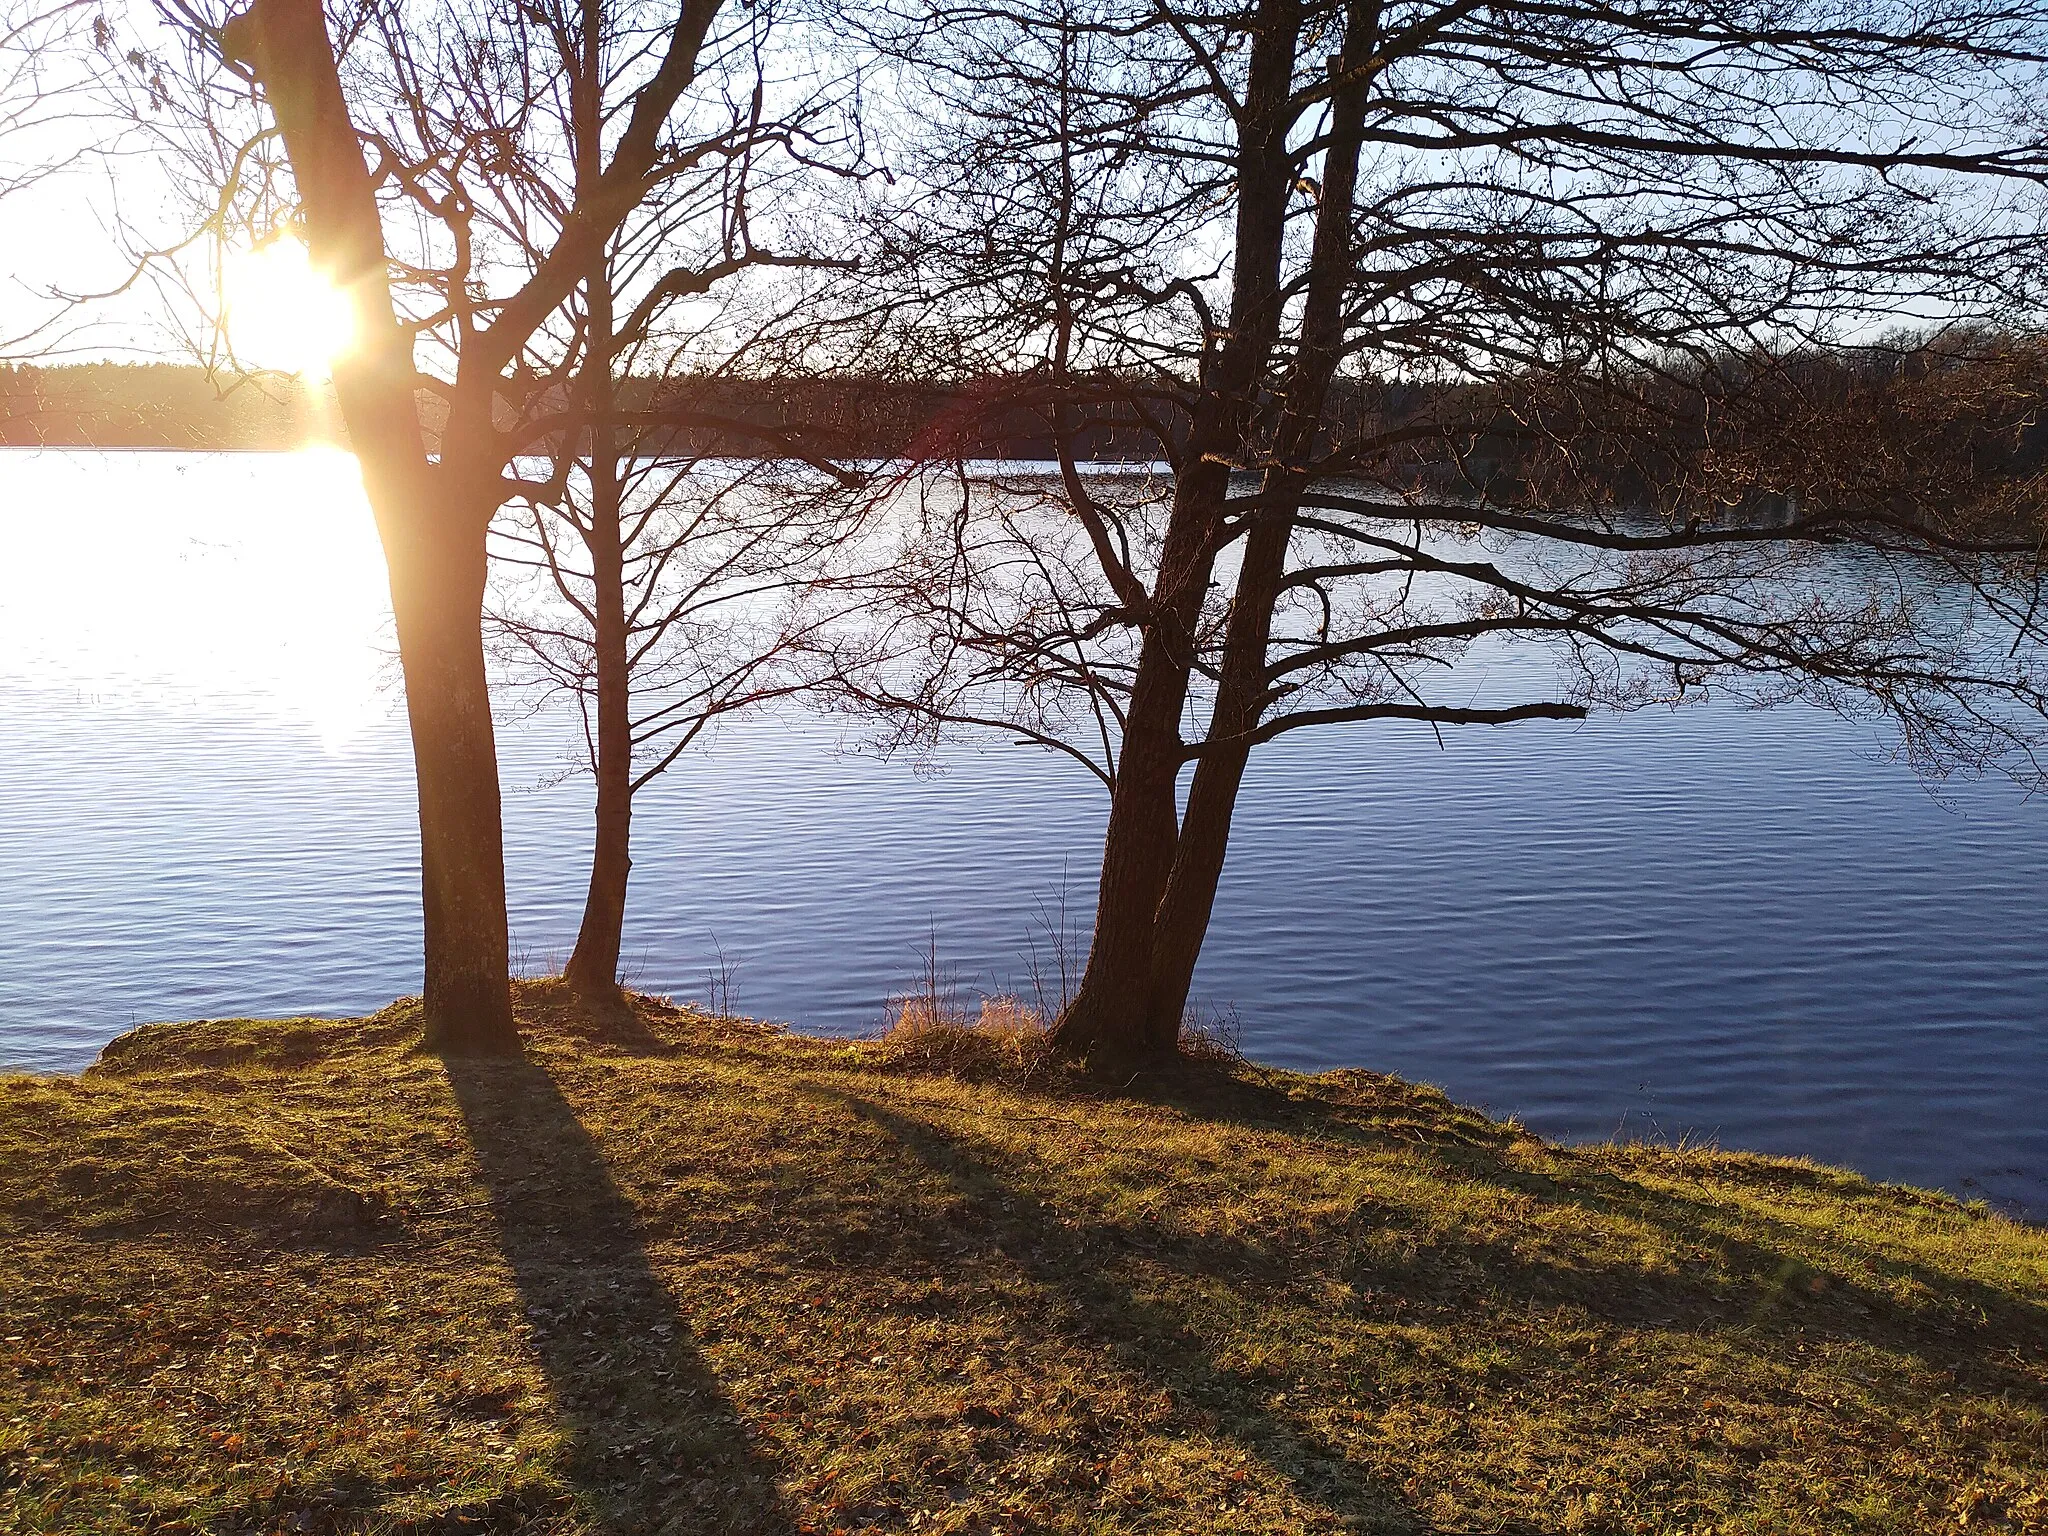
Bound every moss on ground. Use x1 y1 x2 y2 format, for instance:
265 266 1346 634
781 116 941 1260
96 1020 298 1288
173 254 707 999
1 982 2043 1534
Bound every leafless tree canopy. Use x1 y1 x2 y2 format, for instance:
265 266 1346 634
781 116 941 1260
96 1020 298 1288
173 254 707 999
131 0 860 412
108 0 871 1046
810 0 2048 1058
0 1 110 352
24 0 2048 1059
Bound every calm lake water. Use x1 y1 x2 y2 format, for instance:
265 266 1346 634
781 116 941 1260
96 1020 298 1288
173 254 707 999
2 449 2044 1216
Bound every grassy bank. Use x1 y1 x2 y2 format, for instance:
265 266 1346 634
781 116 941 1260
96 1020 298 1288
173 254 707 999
1 985 2043 1535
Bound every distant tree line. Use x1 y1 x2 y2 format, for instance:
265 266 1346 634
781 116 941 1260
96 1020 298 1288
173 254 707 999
0 360 1174 456
0 361 337 446
16 338 2048 542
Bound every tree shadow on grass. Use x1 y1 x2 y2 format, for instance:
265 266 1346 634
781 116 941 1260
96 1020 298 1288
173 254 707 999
818 1087 1531 1536
445 1049 793 1535
819 1073 2048 1531
1122 1063 2048 1367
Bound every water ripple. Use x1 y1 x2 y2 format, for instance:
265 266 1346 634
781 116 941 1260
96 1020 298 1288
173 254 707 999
0 450 2042 1217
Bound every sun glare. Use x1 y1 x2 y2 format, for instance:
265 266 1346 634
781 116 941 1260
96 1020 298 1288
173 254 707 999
226 238 356 377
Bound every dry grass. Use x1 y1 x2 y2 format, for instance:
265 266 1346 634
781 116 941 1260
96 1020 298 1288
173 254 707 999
871 995 1056 1083
1176 1004 1247 1067
2 981 2044 1535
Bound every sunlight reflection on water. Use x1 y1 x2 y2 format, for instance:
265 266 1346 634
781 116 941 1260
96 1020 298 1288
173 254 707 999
0 447 392 749
0 449 2042 1217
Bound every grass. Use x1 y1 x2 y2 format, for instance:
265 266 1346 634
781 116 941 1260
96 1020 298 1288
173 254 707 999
1 981 2043 1535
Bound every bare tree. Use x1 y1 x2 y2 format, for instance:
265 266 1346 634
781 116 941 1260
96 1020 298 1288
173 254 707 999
456 0 863 1005
491 440 860 1005
134 0 856 1047
830 0 2048 1063
0 1 106 355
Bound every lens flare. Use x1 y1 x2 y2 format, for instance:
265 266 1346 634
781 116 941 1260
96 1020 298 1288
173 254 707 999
226 238 356 377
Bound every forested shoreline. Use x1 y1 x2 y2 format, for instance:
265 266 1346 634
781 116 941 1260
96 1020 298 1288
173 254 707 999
0 362 1174 457
12 338 2048 537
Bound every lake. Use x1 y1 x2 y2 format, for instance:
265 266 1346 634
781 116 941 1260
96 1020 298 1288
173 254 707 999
2 448 2043 1217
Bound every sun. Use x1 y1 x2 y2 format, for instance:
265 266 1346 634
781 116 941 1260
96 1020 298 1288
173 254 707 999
226 237 357 377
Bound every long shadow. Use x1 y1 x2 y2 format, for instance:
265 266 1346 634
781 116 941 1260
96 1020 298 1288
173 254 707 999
1121 1065 2048 1373
817 1087 1530 1536
445 1049 794 1535
821 1079 2048 1529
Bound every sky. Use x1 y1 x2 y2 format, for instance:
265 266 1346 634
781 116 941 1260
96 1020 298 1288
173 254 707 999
0 2 230 363
7 0 2044 372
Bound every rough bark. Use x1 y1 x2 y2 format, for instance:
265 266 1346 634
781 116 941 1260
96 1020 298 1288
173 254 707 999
1046 482 1222 1062
1048 0 1306 1064
384 498 516 1049
1142 1 1376 1040
563 208 633 1002
562 493 633 1002
223 0 515 1050
1142 505 1291 1040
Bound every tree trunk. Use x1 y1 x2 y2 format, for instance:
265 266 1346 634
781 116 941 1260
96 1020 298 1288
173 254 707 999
1047 475 1225 1063
563 490 633 999
562 11 633 1005
563 505 632 1001
1142 505 1291 1039
1141 0 1377 1041
1048 0 1306 1066
224 0 515 1051
383 498 516 1050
